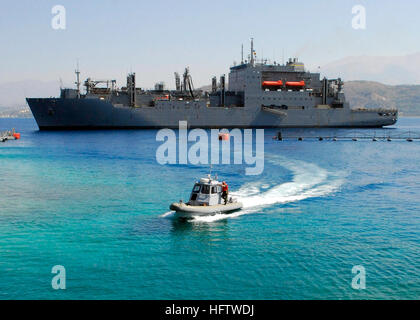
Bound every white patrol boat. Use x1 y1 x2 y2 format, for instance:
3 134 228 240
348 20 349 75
170 175 243 218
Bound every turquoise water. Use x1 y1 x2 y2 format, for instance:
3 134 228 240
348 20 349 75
0 118 419 299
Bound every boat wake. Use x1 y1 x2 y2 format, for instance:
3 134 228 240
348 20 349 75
191 156 345 222
160 211 176 218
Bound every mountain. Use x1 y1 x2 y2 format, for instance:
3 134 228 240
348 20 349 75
344 81 420 116
321 53 420 85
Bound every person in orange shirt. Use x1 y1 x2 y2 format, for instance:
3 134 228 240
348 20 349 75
221 181 229 205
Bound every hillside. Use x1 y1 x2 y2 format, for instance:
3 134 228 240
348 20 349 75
344 81 420 116
0 106 32 118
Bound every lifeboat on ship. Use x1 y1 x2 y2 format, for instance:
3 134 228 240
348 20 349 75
262 80 283 90
285 81 305 89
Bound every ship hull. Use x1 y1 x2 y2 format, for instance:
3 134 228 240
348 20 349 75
27 98 398 130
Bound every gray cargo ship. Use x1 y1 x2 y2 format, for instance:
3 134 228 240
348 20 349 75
27 40 397 129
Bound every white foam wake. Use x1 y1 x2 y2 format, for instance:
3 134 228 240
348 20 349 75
160 211 175 218
192 156 344 222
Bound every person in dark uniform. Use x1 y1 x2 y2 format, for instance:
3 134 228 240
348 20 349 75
221 181 229 205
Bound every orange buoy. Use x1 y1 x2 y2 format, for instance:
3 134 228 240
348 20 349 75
13 133 21 139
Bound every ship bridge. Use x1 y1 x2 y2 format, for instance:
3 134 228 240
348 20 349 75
228 56 322 93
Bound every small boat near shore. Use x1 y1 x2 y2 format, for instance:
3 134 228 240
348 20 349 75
0 128 21 142
170 175 243 218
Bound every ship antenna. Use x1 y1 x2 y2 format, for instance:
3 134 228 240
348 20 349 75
75 60 81 98
241 44 244 64
250 38 255 66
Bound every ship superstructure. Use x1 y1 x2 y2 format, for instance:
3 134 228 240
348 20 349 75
27 40 397 129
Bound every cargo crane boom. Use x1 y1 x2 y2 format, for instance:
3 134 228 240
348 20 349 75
183 67 195 99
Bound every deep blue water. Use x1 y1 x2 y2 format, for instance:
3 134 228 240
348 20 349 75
0 118 419 299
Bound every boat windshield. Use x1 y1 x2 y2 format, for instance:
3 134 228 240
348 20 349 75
201 185 210 194
193 184 201 192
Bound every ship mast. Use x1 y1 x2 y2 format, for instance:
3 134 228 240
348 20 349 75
75 61 81 98
250 38 255 66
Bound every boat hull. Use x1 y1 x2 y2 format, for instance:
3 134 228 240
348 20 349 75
170 202 243 218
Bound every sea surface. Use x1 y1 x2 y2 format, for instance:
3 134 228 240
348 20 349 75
0 118 419 300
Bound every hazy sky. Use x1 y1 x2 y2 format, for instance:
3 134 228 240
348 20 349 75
1 0 419 88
